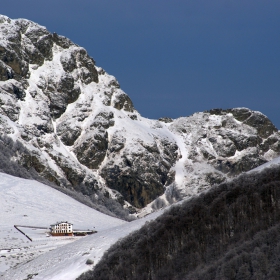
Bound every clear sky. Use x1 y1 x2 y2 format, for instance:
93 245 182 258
2 0 280 128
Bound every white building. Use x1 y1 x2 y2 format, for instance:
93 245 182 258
50 221 73 236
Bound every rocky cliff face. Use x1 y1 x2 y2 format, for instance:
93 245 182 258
167 108 279 200
0 15 279 217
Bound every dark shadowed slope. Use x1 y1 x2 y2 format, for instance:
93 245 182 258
77 162 280 280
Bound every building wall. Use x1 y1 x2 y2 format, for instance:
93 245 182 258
50 222 73 235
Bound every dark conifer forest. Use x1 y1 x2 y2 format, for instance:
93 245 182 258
78 164 280 280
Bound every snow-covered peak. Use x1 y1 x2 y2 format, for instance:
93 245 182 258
0 15 279 219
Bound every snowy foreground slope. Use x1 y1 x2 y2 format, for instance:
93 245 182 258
0 172 126 278
1 172 164 280
0 14 279 219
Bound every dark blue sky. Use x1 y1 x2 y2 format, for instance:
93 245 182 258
2 0 280 128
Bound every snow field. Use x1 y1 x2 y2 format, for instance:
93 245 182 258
0 172 126 277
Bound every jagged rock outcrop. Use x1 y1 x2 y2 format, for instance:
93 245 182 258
0 15 279 216
165 108 280 199
101 137 179 208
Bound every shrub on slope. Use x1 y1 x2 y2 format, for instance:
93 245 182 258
77 164 280 280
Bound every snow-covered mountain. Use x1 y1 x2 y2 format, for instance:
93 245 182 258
0 14 279 217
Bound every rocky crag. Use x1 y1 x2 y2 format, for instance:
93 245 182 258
0 15 279 217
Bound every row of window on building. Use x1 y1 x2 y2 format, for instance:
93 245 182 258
50 221 73 234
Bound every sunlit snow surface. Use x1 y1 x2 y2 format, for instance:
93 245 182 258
0 173 126 278
1 173 164 280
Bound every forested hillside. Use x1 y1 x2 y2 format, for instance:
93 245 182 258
78 163 280 280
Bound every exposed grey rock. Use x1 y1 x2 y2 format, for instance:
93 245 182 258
211 138 236 157
208 108 278 138
159 117 173 123
0 115 14 134
0 60 14 80
243 111 277 138
226 132 261 151
57 125 82 146
49 152 86 188
74 129 109 169
60 50 76 72
48 93 67 119
169 110 280 199
53 32 74 49
91 111 114 129
21 153 47 173
21 35 45 66
73 47 98 84
112 92 134 112
108 131 126 153
0 79 26 100
58 73 81 103
101 162 166 208
101 138 179 208
0 100 20 121
214 153 267 175
46 73 81 118
34 34 54 61
0 45 29 79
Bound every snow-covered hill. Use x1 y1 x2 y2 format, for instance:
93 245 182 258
0 172 126 277
0 14 279 218
0 172 164 280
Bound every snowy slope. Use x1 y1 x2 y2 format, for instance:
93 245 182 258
0 173 126 230
4 211 165 280
0 172 126 276
1 172 165 280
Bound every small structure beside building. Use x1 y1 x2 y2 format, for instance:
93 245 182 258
50 221 73 236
